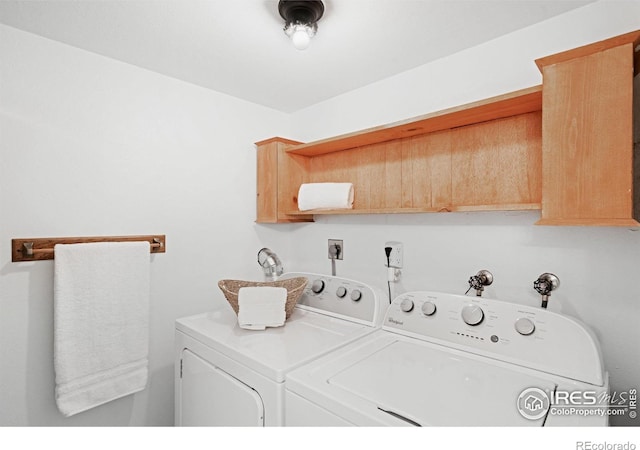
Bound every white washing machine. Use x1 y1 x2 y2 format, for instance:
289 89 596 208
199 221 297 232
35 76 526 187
285 291 609 426
174 272 385 426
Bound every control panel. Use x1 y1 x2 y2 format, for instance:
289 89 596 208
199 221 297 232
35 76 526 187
279 272 383 326
383 291 604 386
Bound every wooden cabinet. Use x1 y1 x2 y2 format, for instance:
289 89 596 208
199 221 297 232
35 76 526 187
255 137 313 223
535 30 640 226
255 30 640 226
256 87 543 223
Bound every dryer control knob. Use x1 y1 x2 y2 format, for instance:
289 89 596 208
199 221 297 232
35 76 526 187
421 301 436 316
461 304 484 326
400 298 414 313
311 279 325 294
350 289 362 302
336 286 347 298
515 317 535 336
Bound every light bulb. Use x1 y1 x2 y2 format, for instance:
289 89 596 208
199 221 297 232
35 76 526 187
291 27 311 50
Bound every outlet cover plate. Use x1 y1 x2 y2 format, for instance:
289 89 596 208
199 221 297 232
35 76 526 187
328 239 343 260
385 241 403 268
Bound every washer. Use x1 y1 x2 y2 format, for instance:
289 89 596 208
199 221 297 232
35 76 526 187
174 272 385 426
286 291 610 426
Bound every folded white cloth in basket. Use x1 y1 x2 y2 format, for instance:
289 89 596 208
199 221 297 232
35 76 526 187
53 241 150 417
297 182 354 211
237 286 287 331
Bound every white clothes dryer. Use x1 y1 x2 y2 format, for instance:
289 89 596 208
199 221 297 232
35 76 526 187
285 291 609 426
174 272 385 426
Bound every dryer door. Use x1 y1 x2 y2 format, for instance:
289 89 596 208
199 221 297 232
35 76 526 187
179 349 265 426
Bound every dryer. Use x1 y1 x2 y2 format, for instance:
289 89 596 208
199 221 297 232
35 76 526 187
174 272 384 426
285 291 610 426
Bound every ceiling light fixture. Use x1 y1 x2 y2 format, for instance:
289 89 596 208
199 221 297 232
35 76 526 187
278 0 325 50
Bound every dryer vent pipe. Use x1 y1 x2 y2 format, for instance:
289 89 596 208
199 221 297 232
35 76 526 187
257 248 284 281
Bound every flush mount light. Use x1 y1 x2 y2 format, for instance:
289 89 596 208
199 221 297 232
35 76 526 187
278 0 325 50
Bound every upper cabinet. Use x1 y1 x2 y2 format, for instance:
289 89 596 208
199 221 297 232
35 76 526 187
535 30 640 226
256 30 640 226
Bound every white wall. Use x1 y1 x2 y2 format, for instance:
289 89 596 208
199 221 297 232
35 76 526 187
279 0 640 426
2 0 640 428
0 24 290 425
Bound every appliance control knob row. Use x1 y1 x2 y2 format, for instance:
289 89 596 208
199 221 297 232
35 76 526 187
461 304 484 326
311 279 325 294
515 317 535 336
421 301 436 316
400 298 414 312
334 286 362 301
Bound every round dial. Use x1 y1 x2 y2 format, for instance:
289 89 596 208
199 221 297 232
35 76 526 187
350 289 362 302
336 286 347 298
461 304 484 326
515 317 535 336
311 279 325 294
400 298 414 313
421 301 436 316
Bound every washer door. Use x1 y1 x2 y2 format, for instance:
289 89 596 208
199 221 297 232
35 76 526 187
180 349 265 426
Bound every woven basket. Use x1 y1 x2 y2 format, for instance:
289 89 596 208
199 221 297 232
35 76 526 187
218 277 308 320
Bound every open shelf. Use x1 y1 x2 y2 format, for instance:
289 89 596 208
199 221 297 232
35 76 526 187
285 203 542 216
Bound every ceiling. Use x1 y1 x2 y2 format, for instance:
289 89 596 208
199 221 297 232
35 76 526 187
0 0 595 112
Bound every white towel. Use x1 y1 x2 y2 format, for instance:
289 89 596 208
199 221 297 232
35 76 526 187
237 286 287 331
53 241 150 417
297 182 354 211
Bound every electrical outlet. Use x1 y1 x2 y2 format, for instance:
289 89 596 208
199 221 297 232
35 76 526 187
328 239 343 260
384 241 403 268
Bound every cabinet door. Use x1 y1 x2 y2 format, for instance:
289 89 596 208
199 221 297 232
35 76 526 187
537 36 639 226
179 349 264 426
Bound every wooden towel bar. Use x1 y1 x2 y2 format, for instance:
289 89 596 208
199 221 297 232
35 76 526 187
11 235 166 262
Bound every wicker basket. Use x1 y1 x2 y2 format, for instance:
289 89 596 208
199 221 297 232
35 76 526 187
218 277 308 320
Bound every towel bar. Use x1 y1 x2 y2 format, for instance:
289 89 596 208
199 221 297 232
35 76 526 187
11 235 166 262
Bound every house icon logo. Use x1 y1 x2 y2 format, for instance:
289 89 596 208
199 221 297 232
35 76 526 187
525 395 544 411
517 387 550 420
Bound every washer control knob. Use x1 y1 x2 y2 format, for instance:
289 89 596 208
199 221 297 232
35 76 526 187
421 301 437 316
461 304 484 326
350 289 362 302
515 317 535 336
400 298 414 313
336 286 347 298
311 279 325 294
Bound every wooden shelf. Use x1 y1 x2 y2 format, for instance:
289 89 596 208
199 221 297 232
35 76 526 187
286 86 542 157
256 91 543 223
285 203 542 216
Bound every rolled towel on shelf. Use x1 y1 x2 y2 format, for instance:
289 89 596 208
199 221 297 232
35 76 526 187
237 286 287 331
297 182 354 211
